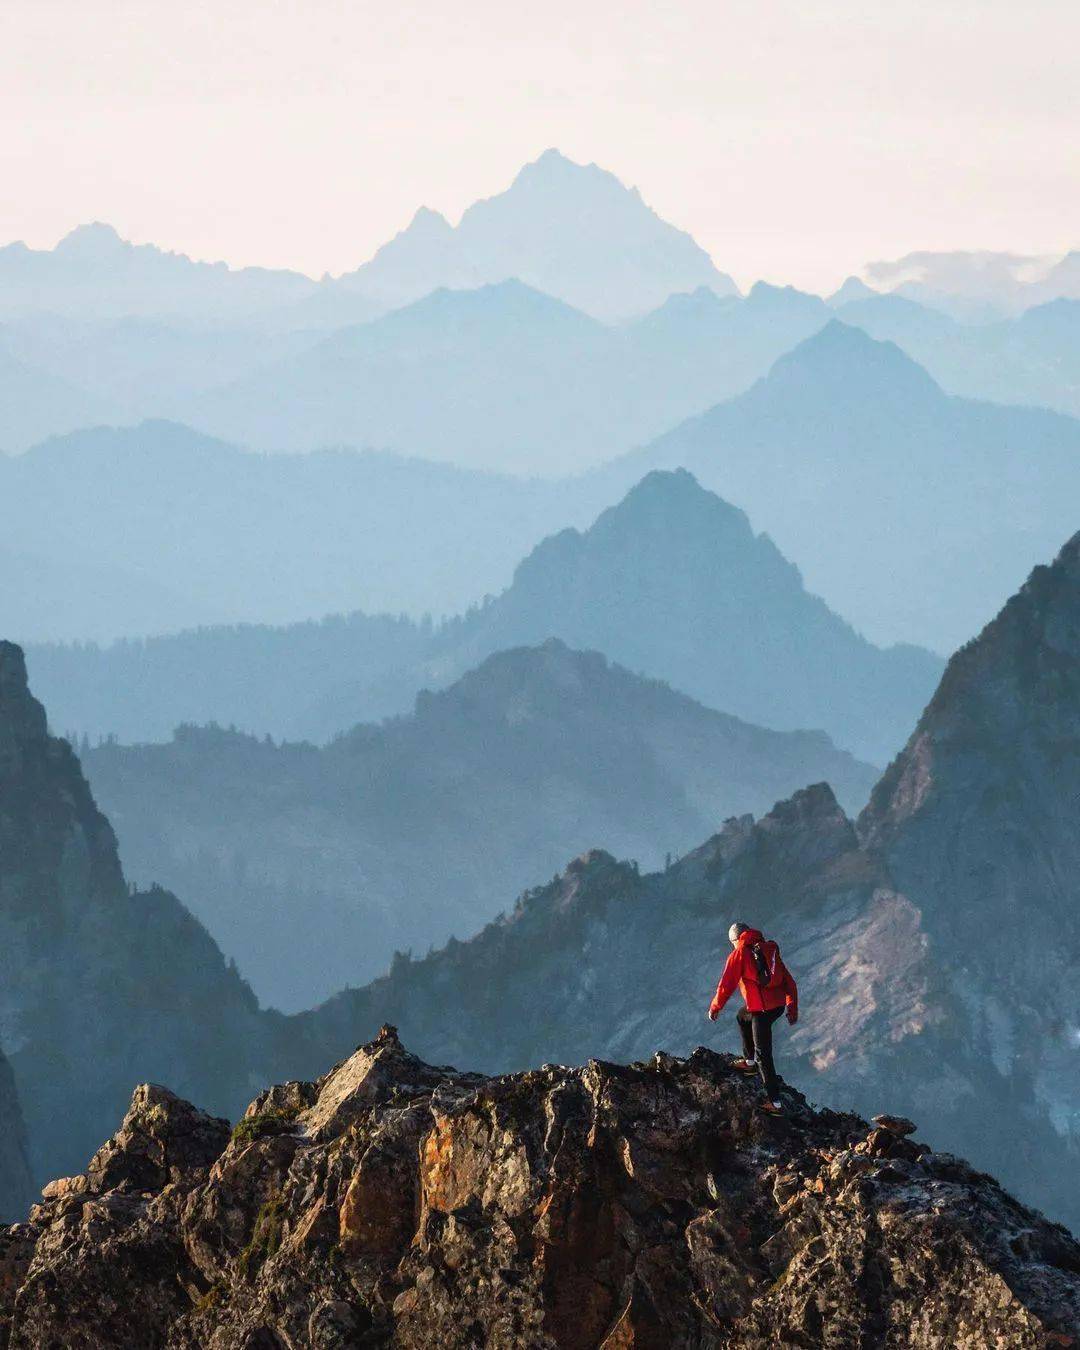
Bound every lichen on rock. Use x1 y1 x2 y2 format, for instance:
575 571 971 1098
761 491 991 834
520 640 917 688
2 1032 1079 1347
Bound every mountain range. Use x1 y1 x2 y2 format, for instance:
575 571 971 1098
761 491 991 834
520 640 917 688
0 343 112 454
0 221 316 322
293 526 1080 1231
28 470 943 764
6 156 1080 469
81 638 877 1010
181 280 824 472
0 152 733 332
616 320 1080 651
8 317 1080 662
3 523 1080 1235
331 148 738 320
0 279 829 468
0 420 580 643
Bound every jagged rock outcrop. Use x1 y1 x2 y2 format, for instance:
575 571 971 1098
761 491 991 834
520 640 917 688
0 641 272 1199
2 1027 1079 1347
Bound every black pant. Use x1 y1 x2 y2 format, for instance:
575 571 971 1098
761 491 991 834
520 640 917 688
737 1005 785 1099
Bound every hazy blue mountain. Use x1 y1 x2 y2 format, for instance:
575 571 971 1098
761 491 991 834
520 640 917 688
186 280 828 471
33 611 432 744
0 421 585 644
29 471 942 765
0 314 323 432
0 343 114 453
839 293 1080 422
0 222 317 321
189 281 619 471
82 639 877 1009
0 153 735 334
826 275 878 305
1 545 204 649
618 281 829 419
435 469 941 764
333 148 738 320
614 321 1080 652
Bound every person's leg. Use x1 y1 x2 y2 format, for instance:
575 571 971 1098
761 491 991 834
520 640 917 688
751 1007 785 1100
736 1007 756 1061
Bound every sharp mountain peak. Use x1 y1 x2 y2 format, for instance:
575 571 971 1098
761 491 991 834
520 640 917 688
762 318 945 397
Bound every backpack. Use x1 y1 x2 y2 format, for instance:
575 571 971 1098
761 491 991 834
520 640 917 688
747 939 785 991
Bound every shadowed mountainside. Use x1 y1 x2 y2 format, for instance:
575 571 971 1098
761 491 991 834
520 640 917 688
0 641 271 1196
82 639 877 1009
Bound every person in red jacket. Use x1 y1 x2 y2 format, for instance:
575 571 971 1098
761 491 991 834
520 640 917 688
708 921 798 1114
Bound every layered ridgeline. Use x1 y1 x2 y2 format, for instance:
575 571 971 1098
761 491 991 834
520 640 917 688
1 421 578 643
429 470 940 765
4 1029 1080 1347
1 281 827 466
29 471 942 765
4 533 1079 1229
0 642 273 1201
82 640 876 1010
328 147 737 321
10 242 1080 467
833 291 1080 422
185 280 766 474
288 530 1080 1230
9 326 1080 655
0 344 114 455
0 153 732 332
613 321 1080 652
0 222 317 323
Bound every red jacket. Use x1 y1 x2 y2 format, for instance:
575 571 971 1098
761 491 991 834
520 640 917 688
709 928 798 1017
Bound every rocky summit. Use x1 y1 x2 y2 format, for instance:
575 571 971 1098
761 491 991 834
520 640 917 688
2 1027 1079 1348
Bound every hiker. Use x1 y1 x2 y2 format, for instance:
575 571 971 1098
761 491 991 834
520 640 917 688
707 922 798 1115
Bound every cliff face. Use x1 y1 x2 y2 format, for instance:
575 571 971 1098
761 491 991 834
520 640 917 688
0 641 270 1194
3 1027 1079 1349
0 1051 32 1224
861 532 1080 1149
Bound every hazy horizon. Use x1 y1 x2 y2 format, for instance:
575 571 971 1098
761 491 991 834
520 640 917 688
3 0 1079 294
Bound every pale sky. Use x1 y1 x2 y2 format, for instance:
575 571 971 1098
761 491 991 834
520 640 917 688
1 0 1078 293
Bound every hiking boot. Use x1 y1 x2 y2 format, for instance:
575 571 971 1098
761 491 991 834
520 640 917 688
760 1100 784 1116
731 1058 758 1074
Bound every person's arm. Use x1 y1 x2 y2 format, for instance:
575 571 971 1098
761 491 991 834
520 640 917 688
708 948 742 1020
783 964 798 1023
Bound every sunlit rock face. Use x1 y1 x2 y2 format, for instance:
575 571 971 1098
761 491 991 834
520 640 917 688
4 1026 1079 1348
